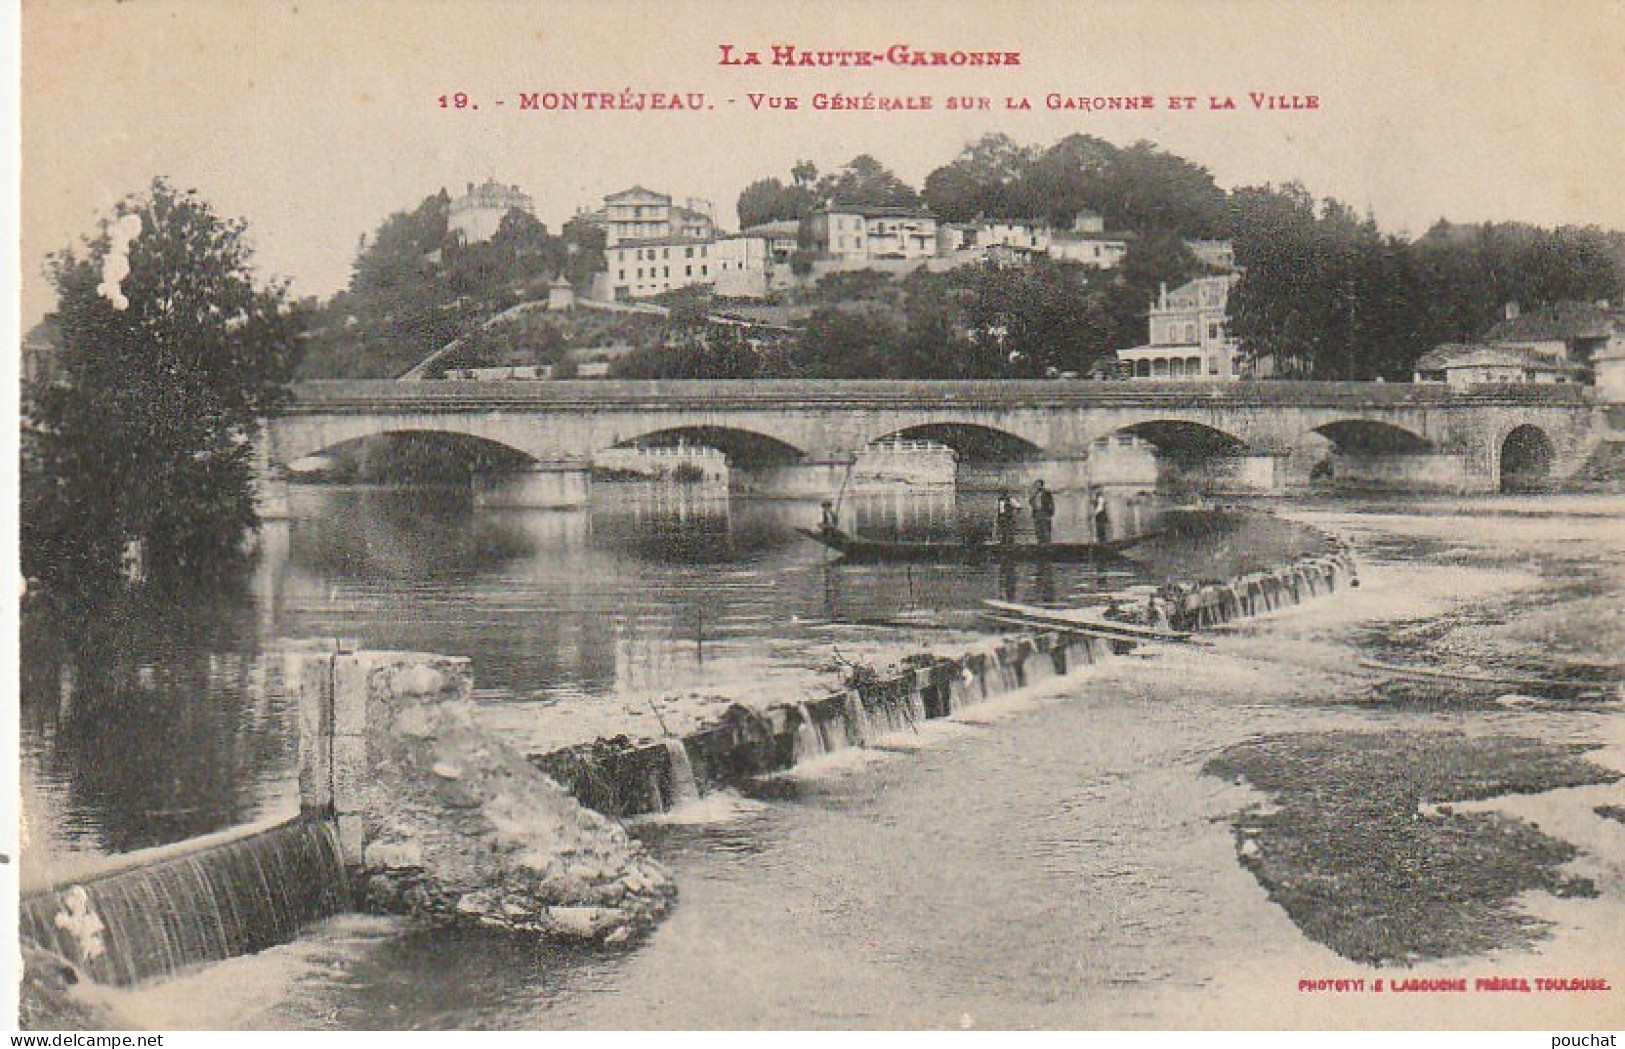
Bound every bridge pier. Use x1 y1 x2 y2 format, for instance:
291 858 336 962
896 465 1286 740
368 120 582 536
954 455 1094 493
472 462 592 508
251 427 292 520
1303 451 1485 493
253 474 292 520
1162 453 1288 496
730 455 857 498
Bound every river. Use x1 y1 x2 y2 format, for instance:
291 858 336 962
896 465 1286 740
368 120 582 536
18 487 1625 1029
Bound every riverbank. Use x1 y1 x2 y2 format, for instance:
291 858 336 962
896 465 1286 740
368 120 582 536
1194 497 1624 982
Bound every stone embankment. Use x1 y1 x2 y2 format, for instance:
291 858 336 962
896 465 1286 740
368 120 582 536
288 649 677 945
534 550 1360 818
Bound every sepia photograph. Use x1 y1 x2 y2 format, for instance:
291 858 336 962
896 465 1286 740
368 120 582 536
7 0 1625 1034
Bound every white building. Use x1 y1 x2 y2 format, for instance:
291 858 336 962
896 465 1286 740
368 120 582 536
740 220 802 264
1186 238 1237 271
809 205 939 261
448 179 535 245
1594 330 1625 401
589 186 716 246
975 220 1052 253
1048 230 1130 268
1116 274 1244 380
591 235 768 301
1412 344 1582 386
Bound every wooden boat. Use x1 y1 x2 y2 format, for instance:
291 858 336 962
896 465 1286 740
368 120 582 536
797 526 1133 564
980 598 1194 642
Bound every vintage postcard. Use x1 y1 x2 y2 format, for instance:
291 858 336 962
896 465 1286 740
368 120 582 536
9 0 1625 1035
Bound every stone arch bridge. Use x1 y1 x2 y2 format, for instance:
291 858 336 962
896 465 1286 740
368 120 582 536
264 380 1601 506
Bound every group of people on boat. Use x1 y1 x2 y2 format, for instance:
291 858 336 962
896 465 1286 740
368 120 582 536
993 481 1109 546
817 481 1112 548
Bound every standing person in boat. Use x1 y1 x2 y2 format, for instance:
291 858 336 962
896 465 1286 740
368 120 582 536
1091 489 1110 542
819 499 840 535
1029 479 1056 546
995 490 1019 547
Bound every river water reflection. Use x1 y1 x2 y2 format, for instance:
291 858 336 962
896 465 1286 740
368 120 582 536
19 483 1164 879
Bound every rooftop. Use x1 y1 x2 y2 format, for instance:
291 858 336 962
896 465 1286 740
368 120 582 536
1485 302 1613 343
742 220 803 237
824 203 937 220
1414 342 1586 373
1052 230 1135 243
605 185 672 204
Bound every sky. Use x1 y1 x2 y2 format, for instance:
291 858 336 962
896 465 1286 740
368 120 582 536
16 0 1625 328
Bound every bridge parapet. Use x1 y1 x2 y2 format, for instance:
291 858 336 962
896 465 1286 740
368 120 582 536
285 379 1596 413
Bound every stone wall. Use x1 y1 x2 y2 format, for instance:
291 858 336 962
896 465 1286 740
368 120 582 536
287 649 677 944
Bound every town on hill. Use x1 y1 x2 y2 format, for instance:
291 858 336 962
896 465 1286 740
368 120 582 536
208 133 1625 398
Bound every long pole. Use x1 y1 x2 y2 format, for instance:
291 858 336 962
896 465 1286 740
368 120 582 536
832 455 854 521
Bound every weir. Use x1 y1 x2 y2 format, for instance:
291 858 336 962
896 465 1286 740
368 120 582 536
532 548 1359 818
19 818 350 987
16 530 1357 1000
663 739 701 808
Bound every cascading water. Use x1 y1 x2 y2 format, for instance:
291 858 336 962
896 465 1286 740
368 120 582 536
19 817 350 987
843 690 871 747
792 704 826 764
663 738 701 809
816 710 845 753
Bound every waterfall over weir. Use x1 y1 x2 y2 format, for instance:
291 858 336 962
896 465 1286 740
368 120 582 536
20 818 350 987
663 738 701 809
792 703 826 764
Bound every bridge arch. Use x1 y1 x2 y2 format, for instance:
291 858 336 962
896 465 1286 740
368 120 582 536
603 425 807 465
1306 419 1433 454
865 422 1044 462
1102 419 1250 460
1499 424 1556 492
286 429 538 480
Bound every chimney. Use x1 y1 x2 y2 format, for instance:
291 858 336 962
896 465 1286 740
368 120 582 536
1505 301 1520 320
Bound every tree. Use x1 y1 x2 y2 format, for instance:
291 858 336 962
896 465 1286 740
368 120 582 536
23 179 303 596
961 258 1109 376
922 133 1040 222
560 216 607 287
736 176 820 229
1228 185 1437 380
348 189 450 299
1022 134 1119 227
609 327 764 379
818 155 921 208
790 307 904 377
1096 141 1228 237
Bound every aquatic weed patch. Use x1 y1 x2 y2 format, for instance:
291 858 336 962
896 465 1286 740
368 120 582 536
1206 730 1617 965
